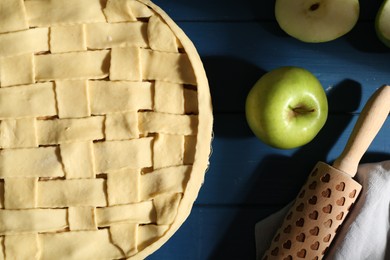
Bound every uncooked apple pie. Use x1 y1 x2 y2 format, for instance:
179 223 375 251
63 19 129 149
0 0 212 259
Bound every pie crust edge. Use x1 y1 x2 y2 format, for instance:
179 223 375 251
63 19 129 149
128 1 213 259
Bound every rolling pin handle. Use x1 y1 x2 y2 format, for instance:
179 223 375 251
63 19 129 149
333 85 390 176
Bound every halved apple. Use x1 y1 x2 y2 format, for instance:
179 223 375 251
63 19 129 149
376 0 390 47
275 0 360 43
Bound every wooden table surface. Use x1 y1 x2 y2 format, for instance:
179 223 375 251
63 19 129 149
147 0 390 259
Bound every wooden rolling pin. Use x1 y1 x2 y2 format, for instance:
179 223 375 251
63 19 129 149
263 85 390 260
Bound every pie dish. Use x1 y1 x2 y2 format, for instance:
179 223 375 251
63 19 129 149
0 0 213 259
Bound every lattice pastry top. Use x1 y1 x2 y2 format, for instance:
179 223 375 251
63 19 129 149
0 0 212 259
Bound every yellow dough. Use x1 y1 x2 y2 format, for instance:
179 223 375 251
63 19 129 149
89 80 153 114
107 168 140 205
5 234 40 260
0 118 38 149
96 201 154 226
25 0 106 27
94 137 153 172
0 28 48 58
105 111 139 140
86 22 148 49
68 207 97 231
0 209 67 234
0 0 213 259
0 53 35 87
0 0 28 33
35 50 111 81
0 82 56 119
55 80 91 119
60 141 96 179
110 47 142 81
0 146 64 178
37 116 105 144
139 112 198 135
148 15 179 52
50 25 87 53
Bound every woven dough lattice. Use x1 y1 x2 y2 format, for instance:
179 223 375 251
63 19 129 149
0 0 213 259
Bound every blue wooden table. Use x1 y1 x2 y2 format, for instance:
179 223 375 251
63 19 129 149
148 0 390 259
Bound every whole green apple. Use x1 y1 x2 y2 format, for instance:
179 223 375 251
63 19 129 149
245 66 328 149
376 0 390 47
275 0 359 43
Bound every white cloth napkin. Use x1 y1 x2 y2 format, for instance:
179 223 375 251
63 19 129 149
255 161 390 260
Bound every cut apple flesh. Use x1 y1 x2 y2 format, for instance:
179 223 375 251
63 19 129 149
275 0 360 43
376 0 390 47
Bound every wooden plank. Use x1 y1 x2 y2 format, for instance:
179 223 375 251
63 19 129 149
195 113 390 205
153 0 380 21
143 1 390 259
176 21 390 113
147 205 280 260
153 0 274 21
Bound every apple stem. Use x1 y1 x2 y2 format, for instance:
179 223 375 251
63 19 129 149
292 106 315 115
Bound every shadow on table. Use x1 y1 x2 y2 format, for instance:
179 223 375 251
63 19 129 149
202 55 266 114
209 79 369 259
345 22 390 54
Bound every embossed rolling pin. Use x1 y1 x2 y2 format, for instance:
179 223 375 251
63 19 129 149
263 85 390 260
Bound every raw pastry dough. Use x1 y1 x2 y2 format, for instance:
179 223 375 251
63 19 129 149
140 165 192 200
68 207 97 231
0 53 35 87
93 137 153 172
38 179 107 207
105 111 139 140
141 48 197 84
109 223 138 256
50 25 87 53
0 82 56 119
96 201 154 226
35 50 110 81
25 0 106 27
0 0 213 259
139 112 198 135
60 142 96 179
103 0 154 22
0 0 28 33
153 134 184 169
86 22 148 49
148 15 178 52
5 234 39 260
0 146 64 178
37 116 105 144
4 178 38 209
89 81 153 114
154 81 185 114
55 80 91 119
40 229 124 260
0 118 38 149
110 46 141 81
0 209 67 234
103 0 137 22
107 168 140 205
0 28 49 58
